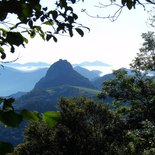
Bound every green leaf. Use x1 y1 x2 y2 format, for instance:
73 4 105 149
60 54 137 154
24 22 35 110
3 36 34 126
0 47 4 52
75 28 84 37
0 141 14 155
23 37 28 44
0 110 23 127
21 109 39 122
43 20 54 26
42 111 61 128
0 47 6 59
0 28 7 36
30 30 36 38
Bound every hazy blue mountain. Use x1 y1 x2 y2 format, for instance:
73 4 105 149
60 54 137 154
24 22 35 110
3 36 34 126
74 66 101 81
93 73 115 89
34 59 95 89
0 66 48 96
73 61 111 67
93 68 133 89
9 91 27 98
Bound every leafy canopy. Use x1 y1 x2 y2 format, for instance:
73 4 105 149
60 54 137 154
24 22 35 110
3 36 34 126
13 97 127 155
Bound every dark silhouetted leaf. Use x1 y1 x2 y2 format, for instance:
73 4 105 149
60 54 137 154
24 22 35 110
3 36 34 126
0 110 22 127
53 35 58 42
30 30 36 38
75 28 84 37
10 45 15 53
127 0 133 10
71 0 76 3
6 32 24 46
121 0 127 6
52 11 58 20
0 141 14 155
46 34 53 41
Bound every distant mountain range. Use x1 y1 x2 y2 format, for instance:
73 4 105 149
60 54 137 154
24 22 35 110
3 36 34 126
0 60 133 97
74 66 101 81
93 73 115 89
73 61 111 67
3 60 111 71
0 66 48 96
15 59 99 112
0 61 106 96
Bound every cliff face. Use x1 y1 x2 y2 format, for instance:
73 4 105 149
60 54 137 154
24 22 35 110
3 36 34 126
34 59 95 89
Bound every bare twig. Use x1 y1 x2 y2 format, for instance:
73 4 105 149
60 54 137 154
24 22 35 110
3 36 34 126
0 55 21 64
81 4 124 22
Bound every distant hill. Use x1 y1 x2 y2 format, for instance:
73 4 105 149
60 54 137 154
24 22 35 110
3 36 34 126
93 73 115 89
34 59 95 89
9 91 27 98
93 68 133 89
0 66 48 96
73 61 111 67
74 66 101 81
15 85 100 112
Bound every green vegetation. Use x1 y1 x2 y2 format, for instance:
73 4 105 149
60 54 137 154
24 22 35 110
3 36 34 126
13 97 126 155
15 85 99 112
72 86 101 94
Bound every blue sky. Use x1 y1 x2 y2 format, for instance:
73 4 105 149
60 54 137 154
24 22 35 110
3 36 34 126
5 0 153 74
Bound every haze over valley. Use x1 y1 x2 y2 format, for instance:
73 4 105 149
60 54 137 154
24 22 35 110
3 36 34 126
0 60 114 96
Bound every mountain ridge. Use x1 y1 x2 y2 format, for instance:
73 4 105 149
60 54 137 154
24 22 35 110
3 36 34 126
34 59 95 89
